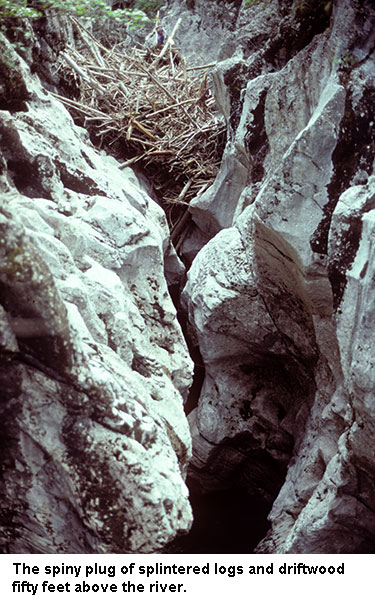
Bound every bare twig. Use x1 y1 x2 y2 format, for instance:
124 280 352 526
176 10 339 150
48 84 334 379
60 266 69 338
186 62 217 71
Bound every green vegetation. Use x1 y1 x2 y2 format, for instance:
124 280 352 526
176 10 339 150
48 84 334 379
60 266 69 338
0 0 153 60
0 0 150 25
0 0 41 19
334 51 356 68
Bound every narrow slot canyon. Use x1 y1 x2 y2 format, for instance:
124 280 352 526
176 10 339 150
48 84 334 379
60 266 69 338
1 0 375 556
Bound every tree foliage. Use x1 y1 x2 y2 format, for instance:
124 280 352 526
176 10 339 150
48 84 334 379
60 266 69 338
0 0 41 19
0 0 150 24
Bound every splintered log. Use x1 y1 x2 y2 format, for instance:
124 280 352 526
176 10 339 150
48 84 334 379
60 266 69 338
119 153 148 168
145 98 197 118
57 17 225 228
61 52 106 95
186 63 217 71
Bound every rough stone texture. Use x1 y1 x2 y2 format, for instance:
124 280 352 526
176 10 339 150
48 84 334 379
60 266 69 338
3 0 375 555
159 0 242 65
0 32 193 553
255 180 375 554
182 209 318 509
160 0 327 69
182 0 375 553
178 0 334 261
185 3 339 258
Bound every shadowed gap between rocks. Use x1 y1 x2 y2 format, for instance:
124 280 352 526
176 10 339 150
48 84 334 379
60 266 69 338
162 435 286 553
166 285 295 553
166 208 320 552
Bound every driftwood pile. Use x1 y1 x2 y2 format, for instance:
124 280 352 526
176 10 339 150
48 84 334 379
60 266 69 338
54 17 225 248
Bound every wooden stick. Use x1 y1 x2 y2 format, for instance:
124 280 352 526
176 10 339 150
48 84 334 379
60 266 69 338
169 47 175 75
171 206 191 241
148 150 175 156
175 222 191 252
119 153 148 168
61 52 106 94
98 126 118 136
144 97 198 118
118 82 129 99
138 63 175 103
61 52 90 82
140 64 196 126
126 120 133 140
118 70 148 78
84 71 113 80
71 18 105 67
178 179 193 201
186 62 217 71
51 92 108 118
69 16 109 54
127 136 155 147
153 17 182 68
132 119 157 140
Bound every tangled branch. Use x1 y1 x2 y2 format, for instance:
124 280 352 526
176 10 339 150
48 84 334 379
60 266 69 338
53 17 225 247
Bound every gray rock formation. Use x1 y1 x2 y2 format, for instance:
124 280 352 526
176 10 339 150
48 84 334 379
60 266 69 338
2 0 375 555
159 0 242 65
0 31 193 553
181 0 375 553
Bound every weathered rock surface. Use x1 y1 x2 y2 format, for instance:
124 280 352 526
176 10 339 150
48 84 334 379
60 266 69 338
159 0 242 65
0 32 193 553
2 0 375 555
182 0 375 553
183 209 318 497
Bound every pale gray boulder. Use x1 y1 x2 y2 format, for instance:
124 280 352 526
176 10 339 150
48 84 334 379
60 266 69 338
257 179 375 553
183 209 318 501
0 32 193 553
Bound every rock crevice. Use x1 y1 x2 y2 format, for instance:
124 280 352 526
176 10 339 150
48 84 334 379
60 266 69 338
177 0 375 553
2 0 375 555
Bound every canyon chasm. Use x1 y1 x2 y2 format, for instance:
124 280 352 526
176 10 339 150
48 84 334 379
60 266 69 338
1 0 375 554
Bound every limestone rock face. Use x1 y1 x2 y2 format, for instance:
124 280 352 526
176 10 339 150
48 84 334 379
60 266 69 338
3 0 375 555
183 210 318 502
159 0 242 65
0 33 193 553
182 0 375 553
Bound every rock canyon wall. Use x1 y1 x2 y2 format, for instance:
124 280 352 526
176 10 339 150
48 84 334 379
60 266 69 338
1 0 375 554
0 26 193 553
176 0 375 553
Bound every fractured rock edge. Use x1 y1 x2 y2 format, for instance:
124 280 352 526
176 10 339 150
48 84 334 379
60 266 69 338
182 0 375 553
0 31 194 554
